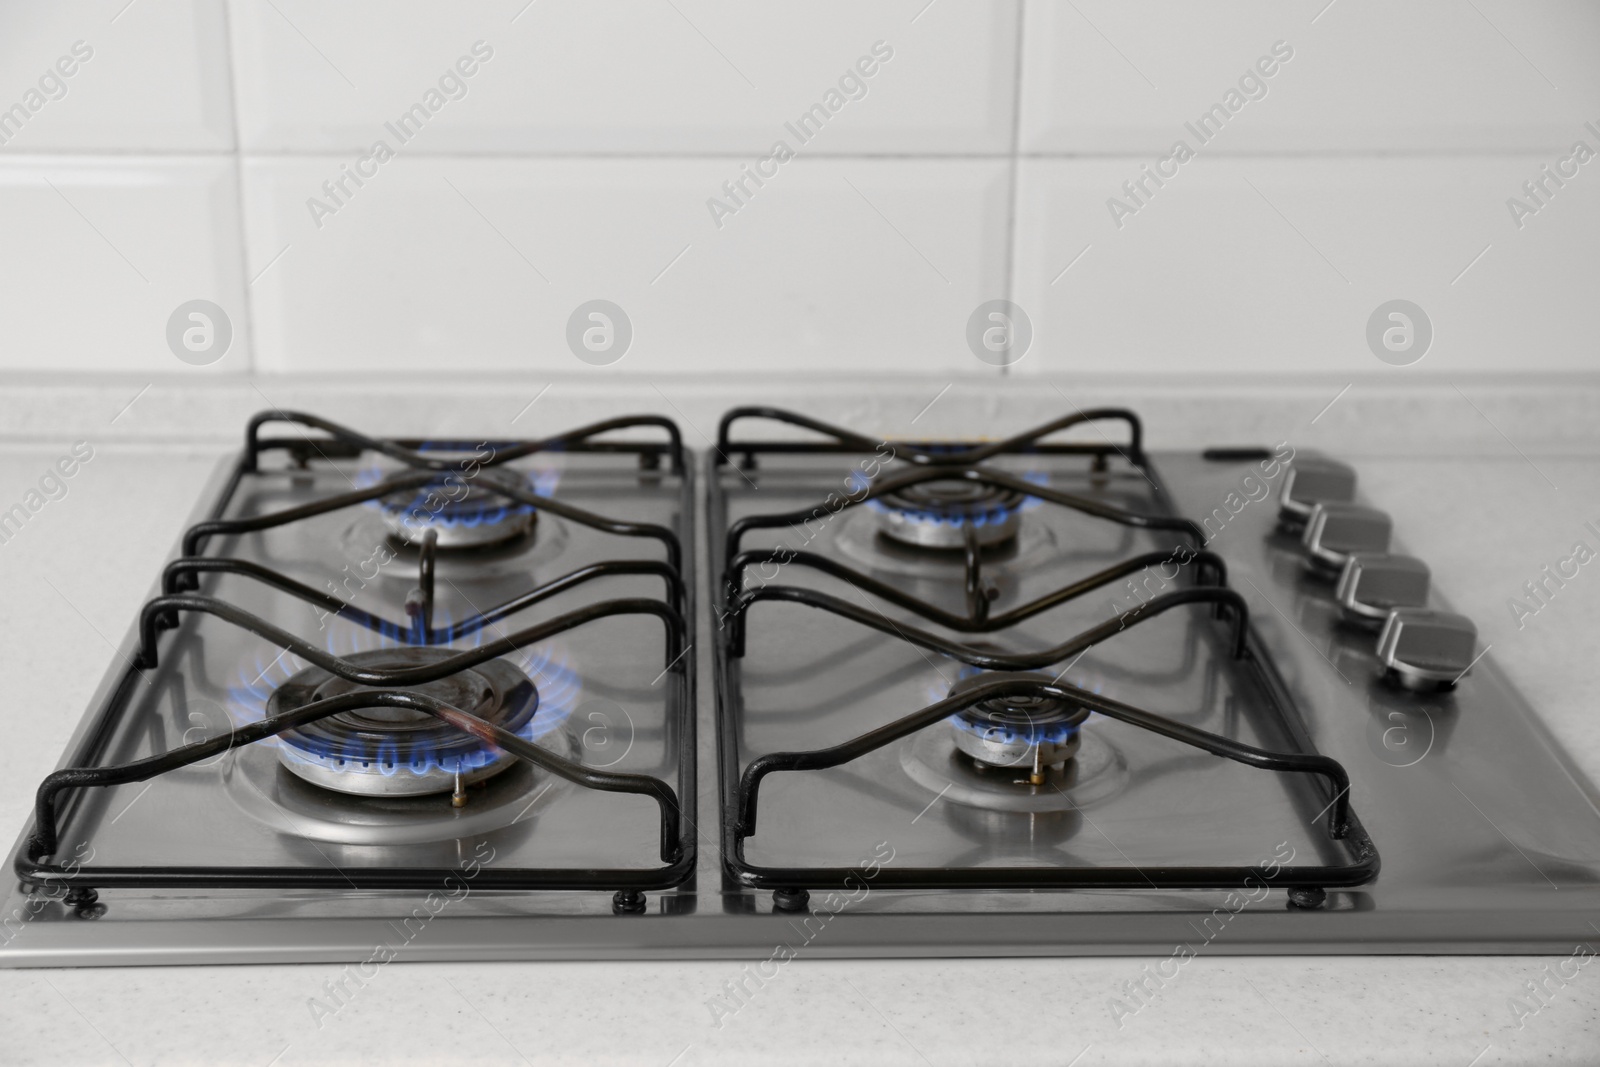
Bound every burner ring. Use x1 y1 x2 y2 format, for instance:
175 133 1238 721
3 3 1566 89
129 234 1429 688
875 478 1025 550
270 647 539 798
377 469 537 549
948 671 1091 770
900 726 1127 815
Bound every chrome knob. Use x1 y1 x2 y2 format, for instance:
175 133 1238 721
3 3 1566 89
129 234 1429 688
1278 455 1356 529
1302 503 1392 576
1336 553 1430 626
1377 609 1477 692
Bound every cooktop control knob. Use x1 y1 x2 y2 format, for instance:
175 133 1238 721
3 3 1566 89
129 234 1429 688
1302 503 1392 576
1278 455 1357 529
1336 553 1431 626
1377 609 1478 692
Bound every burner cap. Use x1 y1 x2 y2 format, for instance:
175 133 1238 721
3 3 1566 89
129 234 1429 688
948 671 1090 772
378 469 536 549
875 478 1025 550
270 647 538 797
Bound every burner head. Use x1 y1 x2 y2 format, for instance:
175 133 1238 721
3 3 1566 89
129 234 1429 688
270 647 538 798
875 478 1025 550
378 469 536 549
948 671 1091 774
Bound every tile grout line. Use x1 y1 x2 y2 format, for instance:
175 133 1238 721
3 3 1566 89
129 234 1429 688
0 149 1578 162
218 0 258 376
999 0 1027 381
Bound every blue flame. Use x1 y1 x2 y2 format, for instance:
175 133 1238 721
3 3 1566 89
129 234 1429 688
226 648 310 749
225 615 582 779
354 445 560 531
1020 469 1048 511
948 711 1078 746
320 606 490 655
859 469 1050 527
513 642 582 746
931 660 1104 744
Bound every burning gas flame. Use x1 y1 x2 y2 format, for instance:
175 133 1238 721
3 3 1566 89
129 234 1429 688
225 610 581 777
930 660 1104 744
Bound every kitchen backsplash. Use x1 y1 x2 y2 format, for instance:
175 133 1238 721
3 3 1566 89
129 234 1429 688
1 0 1595 377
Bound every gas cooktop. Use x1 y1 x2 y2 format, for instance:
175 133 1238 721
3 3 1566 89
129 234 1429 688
3 406 1597 966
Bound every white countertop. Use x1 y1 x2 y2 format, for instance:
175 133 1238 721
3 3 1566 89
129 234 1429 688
1 379 1597 1066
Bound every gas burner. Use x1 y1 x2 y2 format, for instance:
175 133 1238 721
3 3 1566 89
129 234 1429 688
901 720 1126 815
377 469 536 549
874 478 1025 550
948 671 1091 783
270 647 539 798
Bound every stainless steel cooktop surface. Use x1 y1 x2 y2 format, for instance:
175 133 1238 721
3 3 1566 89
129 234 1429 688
3 408 1596 966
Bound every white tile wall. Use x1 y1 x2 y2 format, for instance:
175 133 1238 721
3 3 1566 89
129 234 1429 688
1019 0 1600 154
1011 155 1600 376
0 158 247 373
0 1 233 152
228 0 1018 155
244 156 1008 374
0 1 1595 378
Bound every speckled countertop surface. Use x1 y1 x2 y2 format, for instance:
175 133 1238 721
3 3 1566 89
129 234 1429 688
0 377 1596 1066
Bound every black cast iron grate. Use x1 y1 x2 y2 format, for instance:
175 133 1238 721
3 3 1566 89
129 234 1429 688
709 406 1378 908
16 411 696 911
